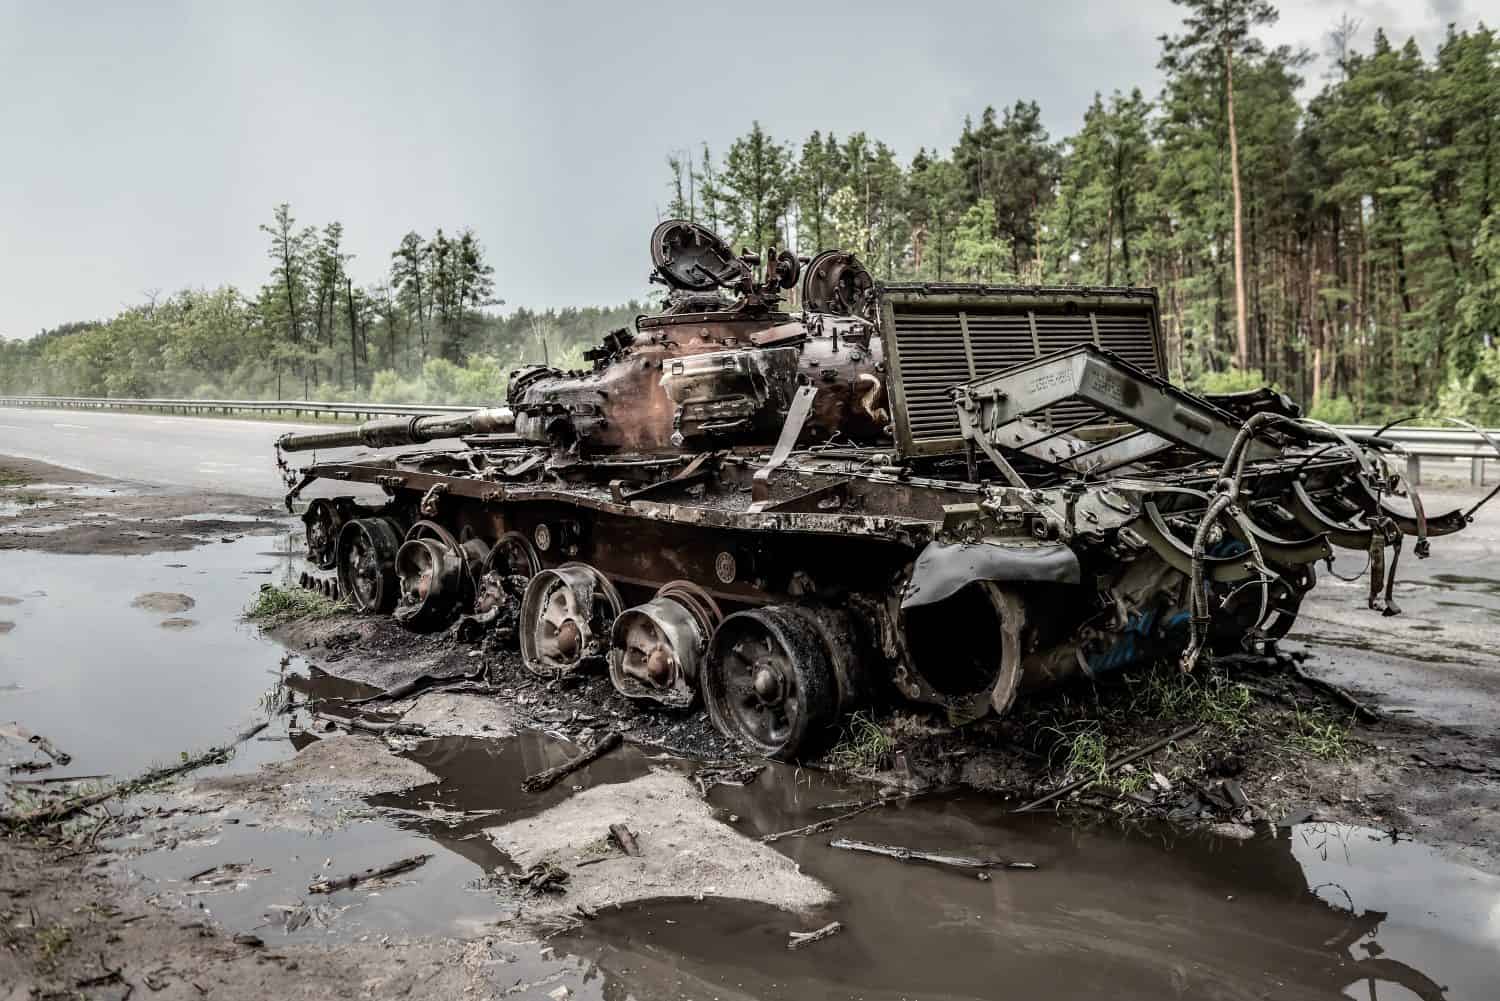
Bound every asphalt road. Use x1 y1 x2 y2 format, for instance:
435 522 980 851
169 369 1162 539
0 406 367 499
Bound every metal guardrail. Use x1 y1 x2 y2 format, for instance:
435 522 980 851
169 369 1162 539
1 396 1496 485
0 395 472 419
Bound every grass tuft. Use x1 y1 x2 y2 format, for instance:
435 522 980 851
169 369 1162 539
1282 707 1355 761
826 712 895 772
1127 663 1255 735
245 584 346 623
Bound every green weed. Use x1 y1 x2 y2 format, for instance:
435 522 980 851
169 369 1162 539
36 924 71 966
1127 663 1254 736
825 712 895 772
245 584 345 623
1283 708 1354 761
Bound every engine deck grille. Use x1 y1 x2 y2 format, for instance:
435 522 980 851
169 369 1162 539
879 285 1164 458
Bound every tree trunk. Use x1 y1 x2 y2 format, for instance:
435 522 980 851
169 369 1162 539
1225 42 1250 371
346 276 359 386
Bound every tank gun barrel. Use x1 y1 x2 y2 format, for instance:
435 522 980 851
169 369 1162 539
275 407 515 453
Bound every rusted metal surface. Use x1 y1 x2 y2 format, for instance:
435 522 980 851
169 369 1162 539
271 219 1488 760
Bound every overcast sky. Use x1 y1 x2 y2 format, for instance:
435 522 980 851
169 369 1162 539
0 0 1487 339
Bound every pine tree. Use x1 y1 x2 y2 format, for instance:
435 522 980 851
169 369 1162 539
1161 0 1280 370
719 122 793 253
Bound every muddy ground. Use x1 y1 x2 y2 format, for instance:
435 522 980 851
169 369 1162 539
3 455 1499 1000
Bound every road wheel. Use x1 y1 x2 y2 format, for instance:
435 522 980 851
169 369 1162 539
302 498 340 570
703 607 836 762
519 563 623 677
336 517 402 614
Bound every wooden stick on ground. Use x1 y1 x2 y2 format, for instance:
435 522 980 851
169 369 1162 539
308 854 432 894
347 667 486 705
310 713 429 738
522 732 623 793
761 802 879 844
1012 722 1202 814
787 921 842 950
829 838 1036 871
0 742 241 830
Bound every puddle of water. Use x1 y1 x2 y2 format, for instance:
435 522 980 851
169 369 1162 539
176 512 280 525
558 768 1500 1000
0 499 56 518
5 513 116 534
0 536 300 779
1426 573 1500 595
119 731 659 993
371 732 657 846
117 722 1500 1001
15 483 127 498
122 803 507 944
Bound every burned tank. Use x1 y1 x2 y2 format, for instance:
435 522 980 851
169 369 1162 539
274 220 1482 760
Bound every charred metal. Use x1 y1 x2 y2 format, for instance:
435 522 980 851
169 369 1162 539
273 220 1490 760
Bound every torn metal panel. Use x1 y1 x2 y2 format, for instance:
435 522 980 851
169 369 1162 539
902 541 1080 610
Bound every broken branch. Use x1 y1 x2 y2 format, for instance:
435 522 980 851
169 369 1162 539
829 838 1036 871
787 921 842 950
310 712 429 738
521 732 623 793
1013 722 1202 814
761 802 879 843
308 853 432 894
1 743 242 830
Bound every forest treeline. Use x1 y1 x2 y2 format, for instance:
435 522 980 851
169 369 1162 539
2 1 1497 423
0 203 644 405
669 8 1500 424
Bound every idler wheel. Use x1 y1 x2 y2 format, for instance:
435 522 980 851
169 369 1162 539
519 562 623 678
302 498 340 570
393 537 466 631
607 580 723 709
335 517 403 614
703 606 837 761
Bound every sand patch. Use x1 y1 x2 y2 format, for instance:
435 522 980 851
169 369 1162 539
131 592 196 614
184 734 438 830
393 692 518 738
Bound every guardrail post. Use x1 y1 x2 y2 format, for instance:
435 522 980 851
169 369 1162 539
1406 454 1421 486
1475 456 1487 488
